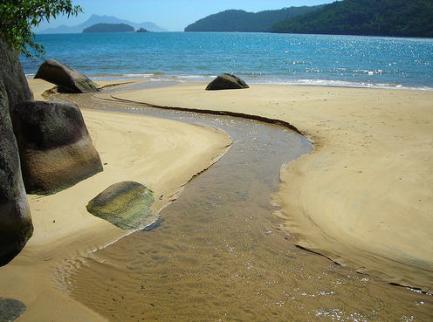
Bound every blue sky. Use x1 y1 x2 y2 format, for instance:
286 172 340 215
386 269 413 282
37 0 335 31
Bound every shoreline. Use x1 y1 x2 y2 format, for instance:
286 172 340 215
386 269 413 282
26 74 433 92
110 82 433 292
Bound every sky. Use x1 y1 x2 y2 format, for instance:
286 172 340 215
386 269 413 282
37 0 335 32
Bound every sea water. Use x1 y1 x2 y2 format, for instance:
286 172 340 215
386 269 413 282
22 32 433 90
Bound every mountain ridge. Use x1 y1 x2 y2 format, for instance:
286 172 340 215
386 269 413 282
38 14 166 34
184 6 322 32
272 0 433 37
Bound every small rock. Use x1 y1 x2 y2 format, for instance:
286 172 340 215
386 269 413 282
206 73 249 91
0 298 26 322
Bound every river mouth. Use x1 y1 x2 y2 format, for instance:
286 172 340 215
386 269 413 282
54 86 432 321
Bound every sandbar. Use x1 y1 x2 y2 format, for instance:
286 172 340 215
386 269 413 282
112 83 433 291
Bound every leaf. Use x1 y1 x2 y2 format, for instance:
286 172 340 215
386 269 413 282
0 0 82 56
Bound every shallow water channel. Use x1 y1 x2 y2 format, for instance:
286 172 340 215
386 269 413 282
57 88 432 321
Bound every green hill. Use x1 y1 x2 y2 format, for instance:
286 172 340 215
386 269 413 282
83 23 134 33
184 6 322 32
272 0 433 37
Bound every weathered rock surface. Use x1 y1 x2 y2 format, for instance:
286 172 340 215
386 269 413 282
87 181 155 230
0 81 33 266
0 40 33 111
12 101 103 194
34 59 98 93
206 73 249 91
0 298 26 322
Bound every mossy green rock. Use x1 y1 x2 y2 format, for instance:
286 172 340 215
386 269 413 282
87 181 154 230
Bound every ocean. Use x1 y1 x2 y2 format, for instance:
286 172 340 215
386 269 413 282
22 32 433 90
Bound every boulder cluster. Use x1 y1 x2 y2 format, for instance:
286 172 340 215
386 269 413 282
0 35 250 265
0 39 102 265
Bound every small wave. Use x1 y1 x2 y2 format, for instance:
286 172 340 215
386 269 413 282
90 73 214 82
177 75 215 79
122 73 157 78
89 73 165 81
176 75 216 82
87 73 433 91
251 79 433 91
353 69 384 76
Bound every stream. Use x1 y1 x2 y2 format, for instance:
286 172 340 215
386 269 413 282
55 85 432 321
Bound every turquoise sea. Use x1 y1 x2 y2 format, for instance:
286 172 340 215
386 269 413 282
22 32 433 90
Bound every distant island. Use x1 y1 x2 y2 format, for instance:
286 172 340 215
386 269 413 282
136 28 148 33
83 23 134 33
184 6 321 32
186 0 433 38
37 14 166 34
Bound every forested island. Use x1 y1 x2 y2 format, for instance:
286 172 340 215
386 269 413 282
186 0 433 38
185 6 321 32
83 23 134 33
272 0 433 37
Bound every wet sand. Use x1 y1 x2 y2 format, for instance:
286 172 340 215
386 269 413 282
112 83 433 291
1 80 432 321
0 80 231 321
65 90 433 321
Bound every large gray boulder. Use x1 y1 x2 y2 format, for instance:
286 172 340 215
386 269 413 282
34 59 98 93
0 40 33 112
206 73 249 91
12 101 103 194
0 81 33 266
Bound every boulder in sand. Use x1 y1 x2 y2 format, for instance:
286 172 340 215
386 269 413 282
87 181 155 230
206 73 249 91
34 59 98 93
0 82 33 266
12 101 103 194
0 40 33 112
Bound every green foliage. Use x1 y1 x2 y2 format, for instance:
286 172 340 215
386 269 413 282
0 0 81 56
272 0 433 38
185 6 323 32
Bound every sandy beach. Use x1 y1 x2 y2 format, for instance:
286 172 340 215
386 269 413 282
0 80 231 321
2 79 433 321
2 0 433 319
112 83 433 291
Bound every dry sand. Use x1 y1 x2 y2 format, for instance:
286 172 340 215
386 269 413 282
112 83 433 291
0 80 231 321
